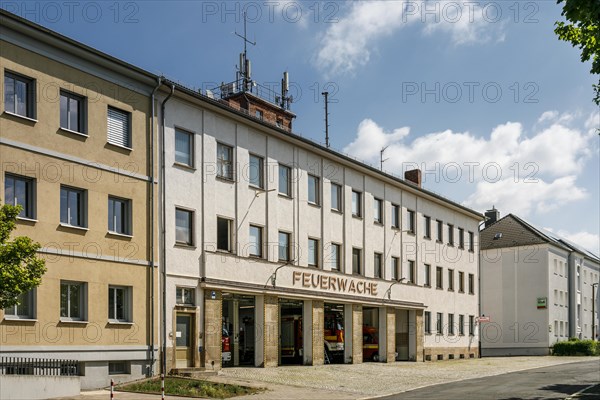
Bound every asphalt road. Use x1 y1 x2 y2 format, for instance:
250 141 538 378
379 359 600 400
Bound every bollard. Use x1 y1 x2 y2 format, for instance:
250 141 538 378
110 378 114 399
161 374 165 400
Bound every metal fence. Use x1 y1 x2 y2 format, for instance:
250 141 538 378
0 357 79 376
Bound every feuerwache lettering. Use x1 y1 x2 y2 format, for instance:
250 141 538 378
292 271 378 296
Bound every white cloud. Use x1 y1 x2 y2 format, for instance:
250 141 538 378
538 111 558 124
545 228 600 257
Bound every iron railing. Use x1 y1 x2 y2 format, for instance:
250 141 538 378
0 357 79 376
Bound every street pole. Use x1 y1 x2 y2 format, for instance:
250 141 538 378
593 283 598 341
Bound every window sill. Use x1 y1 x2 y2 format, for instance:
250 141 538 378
17 216 38 223
436 240 443 244
59 319 88 324
307 201 321 208
406 231 416 236
330 208 343 214
173 162 196 172
436 287 444 291
447 244 455 247
249 185 266 192
106 142 133 152
352 215 363 220
458 246 465 250
278 193 293 200
4 111 38 123
216 175 235 183
374 221 384 226
107 321 134 325
391 226 400 231
59 127 88 138
59 223 89 231
107 231 133 239
468 250 474 253
423 284 431 288
3 316 37 322
216 249 234 255
423 236 431 240
174 243 196 249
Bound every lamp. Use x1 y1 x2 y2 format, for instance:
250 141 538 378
269 259 295 288
386 277 406 299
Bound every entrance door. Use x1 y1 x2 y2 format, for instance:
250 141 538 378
176 314 193 367
363 307 379 362
396 309 409 361
222 294 255 367
279 300 303 365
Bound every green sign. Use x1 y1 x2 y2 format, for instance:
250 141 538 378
537 297 547 309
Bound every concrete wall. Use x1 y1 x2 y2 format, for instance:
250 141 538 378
0 376 80 399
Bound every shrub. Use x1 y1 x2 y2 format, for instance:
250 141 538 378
552 339 599 356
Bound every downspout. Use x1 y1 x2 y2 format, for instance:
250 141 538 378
149 76 162 376
161 84 175 375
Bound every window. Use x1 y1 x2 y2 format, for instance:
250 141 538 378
279 164 291 196
468 273 475 294
108 196 131 235
448 224 454 246
392 257 400 281
459 315 465 335
448 314 455 335
217 217 233 252
352 248 362 275
175 208 193 245
424 311 431 334
4 71 35 118
424 216 431 238
407 210 415 233
217 143 234 180
374 198 383 224
60 281 86 321
458 271 465 292
176 287 194 305
4 174 35 219
424 264 431 287
469 315 475 335
468 231 474 252
108 286 131 322
249 225 263 257
391 204 400 228
436 220 443 242
448 269 454 291
458 228 465 249
374 253 383 278
308 175 320 205
436 267 443 289
109 361 129 375
248 154 264 188
352 190 362 217
329 243 341 271
60 90 85 133
107 106 131 148
60 186 86 227
175 129 193 167
308 238 319 267
408 260 416 284
436 312 443 334
4 290 34 319
278 231 290 261
331 183 342 212
255 109 263 120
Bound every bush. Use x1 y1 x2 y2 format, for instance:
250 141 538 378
552 339 599 356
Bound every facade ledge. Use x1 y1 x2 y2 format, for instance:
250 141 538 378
59 223 89 232
3 111 38 123
106 142 133 152
173 162 196 171
2 317 37 322
16 216 37 223
330 208 342 214
216 175 235 184
59 127 88 138
107 231 134 239
174 243 197 250
107 321 134 326
307 201 321 209
59 319 88 324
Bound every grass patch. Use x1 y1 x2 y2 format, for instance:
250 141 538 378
118 376 264 399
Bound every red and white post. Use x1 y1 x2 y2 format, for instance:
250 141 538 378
110 379 114 399
161 374 165 400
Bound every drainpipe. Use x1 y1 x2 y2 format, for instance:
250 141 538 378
160 85 175 376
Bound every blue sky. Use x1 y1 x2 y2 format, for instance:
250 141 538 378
4 1 598 253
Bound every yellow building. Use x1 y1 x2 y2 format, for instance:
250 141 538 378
0 10 159 389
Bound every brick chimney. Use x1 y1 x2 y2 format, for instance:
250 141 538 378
404 169 422 188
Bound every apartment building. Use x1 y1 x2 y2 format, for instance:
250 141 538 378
480 210 600 356
0 11 159 388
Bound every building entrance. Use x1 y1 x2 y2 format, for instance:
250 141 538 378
324 303 345 364
279 299 303 365
222 293 255 367
175 313 193 367
363 307 380 362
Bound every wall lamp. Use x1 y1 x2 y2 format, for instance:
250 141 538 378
269 259 295 288
386 277 406 299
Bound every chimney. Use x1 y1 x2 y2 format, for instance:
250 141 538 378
404 169 422 188
485 206 500 228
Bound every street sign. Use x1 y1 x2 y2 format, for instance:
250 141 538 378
478 316 490 322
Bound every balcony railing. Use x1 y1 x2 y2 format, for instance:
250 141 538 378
0 357 79 376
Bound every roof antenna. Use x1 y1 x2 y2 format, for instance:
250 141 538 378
235 11 256 92
322 91 330 147
380 145 389 171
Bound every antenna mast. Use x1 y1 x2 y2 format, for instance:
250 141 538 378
235 12 256 92
322 91 330 147
380 146 389 171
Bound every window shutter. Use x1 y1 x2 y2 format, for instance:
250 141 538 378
107 107 130 148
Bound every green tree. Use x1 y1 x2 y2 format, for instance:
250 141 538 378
0 204 46 309
554 0 600 105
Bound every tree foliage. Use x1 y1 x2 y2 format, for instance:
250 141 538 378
554 0 600 105
0 204 46 309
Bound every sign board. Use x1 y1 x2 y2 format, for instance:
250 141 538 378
478 316 490 323
537 297 547 309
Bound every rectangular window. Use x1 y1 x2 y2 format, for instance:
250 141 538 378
448 269 454 291
374 253 383 278
308 175 320 205
175 129 193 167
459 315 465 335
175 208 193 245
109 361 129 375
392 257 400 281
391 204 400 228
308 238 319 267
407 210 415 233
448 224 454 246
424 311 431 334
331 183 342 212
279 164 291 197
458 228 465 249
424 264 431 287
408 260 416 284
217 217 233 252
217 143 234 180
329 243 341 271
4 174 35 219
60 281 85 321
437 220 443 242
436 312 443 334
352 248 362 275
278 231 290 261
469 315 475 336
448 314 455 335
107 106 131 148
4 71 35 118
249 225 263 257
373 198 383 224
468 273 475 294
458 271 465 292
436 267 443 289
424 216 431 238
108 286 131 322
108 196 131 235
4 289 34 319
255 109 263 120
468 231 474 252
176 287 194 305
248 154 264 188
60 90 85 133
351 190 362 217
60 186 86 227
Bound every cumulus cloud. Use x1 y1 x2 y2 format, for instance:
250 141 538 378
545 228 600 257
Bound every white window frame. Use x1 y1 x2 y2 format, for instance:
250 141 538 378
60 281 87 322
329 243 341 271
331 183 342 212
249 224 264 258
174 128 194 167
278 231 291 262
107 106 131 149
352 190 362 217
391 204 400 228
4 173 35 219
374 252 383 278
248 154 264 189
407 209 415 233
373 198 383 224
176 287 195 306
308 238 319 267
60 185 87 228
217 142 234 180
307 174 320 205
108 286 132 323
4 289 35 320
278 164 292 197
